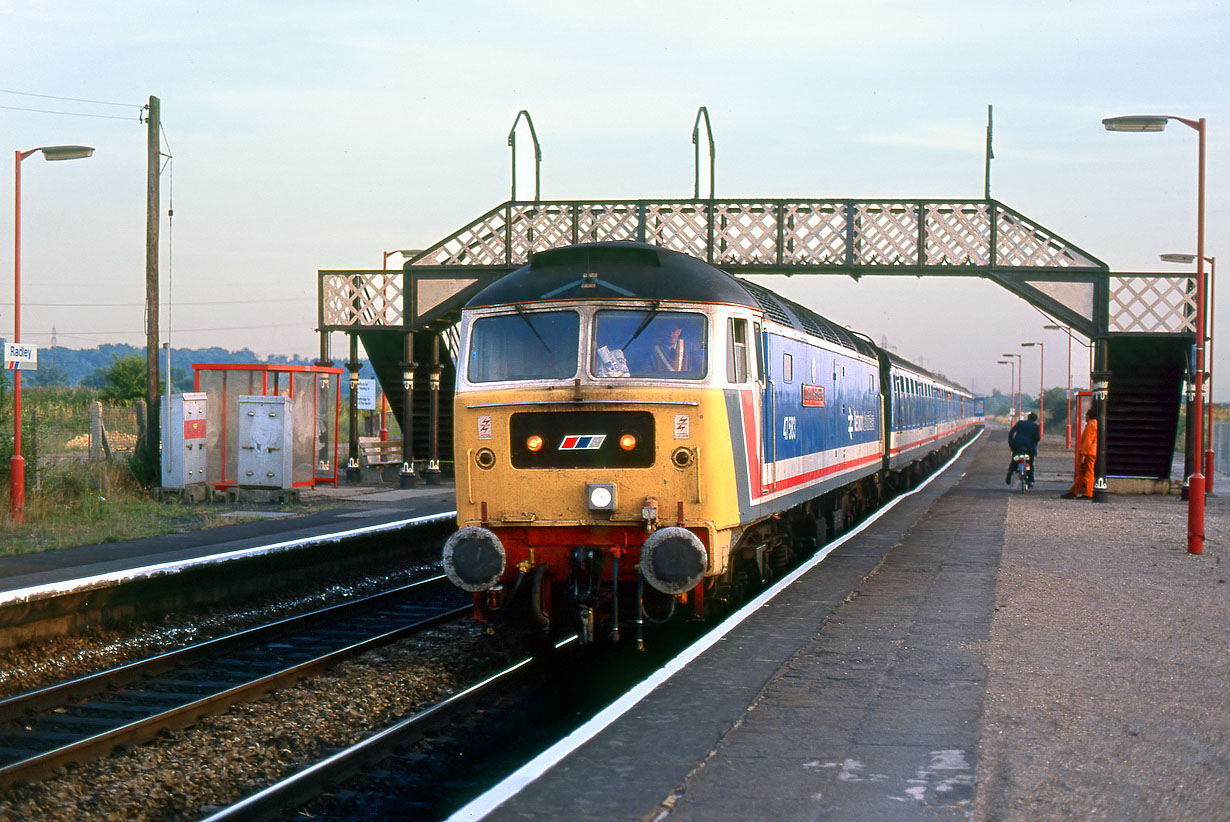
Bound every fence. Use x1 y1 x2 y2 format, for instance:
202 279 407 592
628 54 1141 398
1 401 143 489
1211 422 1230 478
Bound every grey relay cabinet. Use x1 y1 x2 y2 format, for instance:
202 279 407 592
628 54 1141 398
236 395 294 489
160 392 208 489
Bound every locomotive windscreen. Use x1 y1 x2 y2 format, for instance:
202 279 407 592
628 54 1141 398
468 310 579 382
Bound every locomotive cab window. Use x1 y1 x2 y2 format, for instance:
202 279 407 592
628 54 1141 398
591 309 707 379
468 309 580 382
727 318 749 383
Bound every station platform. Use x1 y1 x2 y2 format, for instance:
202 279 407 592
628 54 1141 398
0 481 457 609
466 430 1230 821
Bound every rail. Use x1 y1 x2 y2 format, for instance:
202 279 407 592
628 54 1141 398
0 577 469 787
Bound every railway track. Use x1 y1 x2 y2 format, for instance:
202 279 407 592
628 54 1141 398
202 631 693 821
0 575 470 788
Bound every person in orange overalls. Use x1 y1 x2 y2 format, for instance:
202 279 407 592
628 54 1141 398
1062 408 1098 499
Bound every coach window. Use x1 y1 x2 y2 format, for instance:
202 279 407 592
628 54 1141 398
468 309 580 382
591 309 707 379
727 318 749 383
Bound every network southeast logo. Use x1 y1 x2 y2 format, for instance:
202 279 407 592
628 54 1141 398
559 434 606 451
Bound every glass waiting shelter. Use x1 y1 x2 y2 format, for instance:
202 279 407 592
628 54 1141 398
192 363 342 489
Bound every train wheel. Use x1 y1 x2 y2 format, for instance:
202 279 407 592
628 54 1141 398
729 557 760 603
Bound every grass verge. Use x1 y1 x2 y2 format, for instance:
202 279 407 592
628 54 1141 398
0 463 335 557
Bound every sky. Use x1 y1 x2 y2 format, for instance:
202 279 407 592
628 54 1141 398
1 0 1227 399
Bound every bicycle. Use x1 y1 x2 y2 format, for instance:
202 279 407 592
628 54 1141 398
1011 452 1032 493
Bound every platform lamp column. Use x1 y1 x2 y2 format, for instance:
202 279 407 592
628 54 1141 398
345 334 362 483
380 249 417 445
1104 113 1206 552
1002 352 1021 419
400 331 418 489
1164 253 1217 491
1207 256 1217 491
1015 353 1023 420
11 144 94 523
1044 325 1074 447
426 334 442 486
997 359 1014 419
1022 341 1044 437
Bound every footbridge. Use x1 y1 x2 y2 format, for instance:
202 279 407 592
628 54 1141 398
318 197 1196 491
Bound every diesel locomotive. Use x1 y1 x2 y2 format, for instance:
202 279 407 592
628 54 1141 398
442 241 979 646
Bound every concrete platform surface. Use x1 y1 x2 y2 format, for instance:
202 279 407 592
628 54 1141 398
467 431 1229 822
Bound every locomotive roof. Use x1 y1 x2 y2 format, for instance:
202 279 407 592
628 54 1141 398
465 241 877 358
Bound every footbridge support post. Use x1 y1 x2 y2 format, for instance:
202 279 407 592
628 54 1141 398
426 334 442 486
345 333 361 484
400 331 418 489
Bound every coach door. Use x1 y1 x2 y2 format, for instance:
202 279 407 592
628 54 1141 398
760 325 777 491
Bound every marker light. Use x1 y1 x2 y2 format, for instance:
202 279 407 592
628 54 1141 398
619 433 637 451
526 435 544 452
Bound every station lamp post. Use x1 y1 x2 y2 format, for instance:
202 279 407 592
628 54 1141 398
378 249 421 442
12 144 94 523
1044 325 1073 446
1022 341 1044 437
1104 113 1206 553
382 248 418 270
508 109 541 202
693 106 716 199
997 359 1015 420
1002 352 1022 420
1163 252 1217 490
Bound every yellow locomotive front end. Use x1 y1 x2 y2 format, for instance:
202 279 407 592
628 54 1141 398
444 301 745 645
440 243 762 645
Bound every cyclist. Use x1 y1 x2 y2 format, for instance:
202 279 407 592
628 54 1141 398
1006 412 1041 488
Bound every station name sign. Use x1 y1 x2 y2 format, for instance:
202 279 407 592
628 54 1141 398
3 342 37 371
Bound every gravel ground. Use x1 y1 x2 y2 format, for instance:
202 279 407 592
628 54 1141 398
0 621 506 821
974 451 1230 820
0 564 440 699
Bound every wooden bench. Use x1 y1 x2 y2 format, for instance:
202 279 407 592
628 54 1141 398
358 436 402 472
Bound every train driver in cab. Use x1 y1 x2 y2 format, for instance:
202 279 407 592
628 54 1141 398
654 321 695 373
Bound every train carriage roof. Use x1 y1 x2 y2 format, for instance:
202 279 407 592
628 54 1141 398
465 241 877 358
884 349 973 396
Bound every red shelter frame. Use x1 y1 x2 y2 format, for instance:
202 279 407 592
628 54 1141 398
192 363 342 489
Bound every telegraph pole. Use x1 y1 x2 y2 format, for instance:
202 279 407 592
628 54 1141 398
145 95 161 475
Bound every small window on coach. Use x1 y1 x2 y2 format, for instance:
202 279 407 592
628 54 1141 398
591 310 707 379
468 310 581 382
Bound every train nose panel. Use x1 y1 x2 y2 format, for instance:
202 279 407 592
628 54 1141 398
443 526 506 592
641 526 707 595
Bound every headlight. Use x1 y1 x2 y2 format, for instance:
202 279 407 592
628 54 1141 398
587 482 616 511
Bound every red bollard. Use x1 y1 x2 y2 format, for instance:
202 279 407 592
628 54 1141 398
1205 450 1215 492
9 455 24 524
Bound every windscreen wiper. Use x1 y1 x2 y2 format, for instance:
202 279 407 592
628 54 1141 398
515 305 553 353
621 301 661 349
